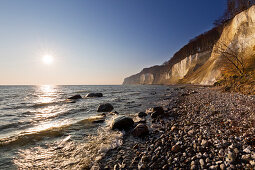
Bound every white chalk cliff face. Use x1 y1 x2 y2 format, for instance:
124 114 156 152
123 6 255 85
140 73 154 84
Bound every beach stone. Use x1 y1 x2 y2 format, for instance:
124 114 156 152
191 165 196 170
226 151 236 163
111 116 134 131
92 119 105 123
68 94 82 99
138 163 146 170
201 139 208 147
97 103 114 112
113 164 119 170
209 165 218 169
91 165 100 170
171 144 181 153
199 159 205 167
220 163 226 170
188 129 194 135
241 154 251 161
147 106 164 118
132 124 149 137
86 93 103 97
243 147 251 154
250 160 255 166
138 112 147 118
171 125 177 131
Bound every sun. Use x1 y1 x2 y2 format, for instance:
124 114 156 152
42 55 54 65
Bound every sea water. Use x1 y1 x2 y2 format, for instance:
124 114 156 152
0 85 172 169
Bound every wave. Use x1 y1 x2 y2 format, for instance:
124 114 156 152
0 115 106 148
14 116 124 169
0 121 31 131
2 99 76 110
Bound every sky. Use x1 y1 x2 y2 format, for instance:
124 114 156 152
0 0 226 85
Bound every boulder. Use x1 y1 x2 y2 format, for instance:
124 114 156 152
68 94 82 100
138 112 147 118
132 124 149 137
97 103 114 112
86 93 103 97
146 106 164 118
92 119 105 123
111 116 134 131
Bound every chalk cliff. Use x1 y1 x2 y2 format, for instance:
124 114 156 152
123 6 255 85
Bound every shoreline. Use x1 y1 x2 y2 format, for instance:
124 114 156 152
96 85 255 169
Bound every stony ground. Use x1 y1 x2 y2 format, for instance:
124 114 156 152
97 85 255 170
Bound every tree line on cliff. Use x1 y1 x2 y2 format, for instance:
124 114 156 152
214 0 255 26
164 0 255 67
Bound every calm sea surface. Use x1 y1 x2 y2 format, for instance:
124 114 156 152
0 85 172 169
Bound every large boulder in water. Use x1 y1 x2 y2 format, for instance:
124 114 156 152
86 93 103 97
138 112 147 118
68 94 82 100
111 116 134 131
97 103 114 112
132 123 149 137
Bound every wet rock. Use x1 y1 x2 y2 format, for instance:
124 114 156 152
92 119 105 123
147 106 164 118
137 119 146 124
86 93 103 97
111 116 134 131
97 103 114 112
68 94 82 99
132 124 149 137
138 112 147 118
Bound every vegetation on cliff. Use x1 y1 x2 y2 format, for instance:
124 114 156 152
214 43 255 94
215 72 255 95
215 0 255 26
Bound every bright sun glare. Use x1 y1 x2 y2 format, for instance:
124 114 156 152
42 55 54 65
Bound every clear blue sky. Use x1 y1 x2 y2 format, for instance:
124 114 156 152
0 0 226 85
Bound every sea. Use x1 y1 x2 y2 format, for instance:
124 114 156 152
0 85 173 169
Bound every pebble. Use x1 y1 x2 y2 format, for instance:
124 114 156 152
220 163 225 170
98 87 255 169
201 139 208 147
171 125 177 131
188 129 194 135
171 144 181 153
199 159 205 167
226 152 236 163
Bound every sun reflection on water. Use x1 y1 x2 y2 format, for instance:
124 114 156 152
37 85 56 104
